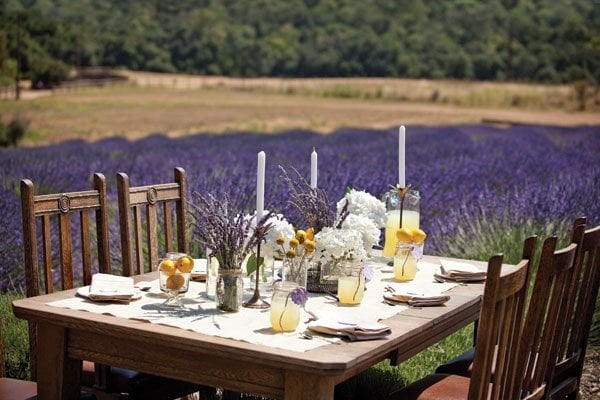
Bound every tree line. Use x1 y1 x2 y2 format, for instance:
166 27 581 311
0 0 598 87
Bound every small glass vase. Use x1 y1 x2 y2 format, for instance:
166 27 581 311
270 282 301 332
283 256 309 288
307 259 339 293
337 262 365 305
216 269 244 312
393 242 420 281
382 188 420 257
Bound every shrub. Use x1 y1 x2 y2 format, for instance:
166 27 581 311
0 115 29 147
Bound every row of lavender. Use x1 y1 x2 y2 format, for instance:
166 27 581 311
1 125 599 292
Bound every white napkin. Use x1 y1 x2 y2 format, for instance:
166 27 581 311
307 319 391 341
436 259 487 282
383 291 450 307
88 273 135 302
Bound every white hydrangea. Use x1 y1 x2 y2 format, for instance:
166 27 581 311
314 227 367 263
261 213 295 258
336 189 386 229
341 214 380 255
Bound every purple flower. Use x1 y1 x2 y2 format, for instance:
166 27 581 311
362 265 374 281
411 245 423 260
291 286 308 306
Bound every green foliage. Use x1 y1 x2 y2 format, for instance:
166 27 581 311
0 0 597 83
0 114 28 147
1 292 29 380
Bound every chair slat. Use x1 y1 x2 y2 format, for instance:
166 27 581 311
58 212 73 290
42 215 53 294
80 210 92 286
133 205 144 275
164 201 173 253
147 203 159 271
117 172 133 277
175 167 188 253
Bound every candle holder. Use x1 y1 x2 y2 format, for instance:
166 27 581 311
243 241 270 309
382 184 420 257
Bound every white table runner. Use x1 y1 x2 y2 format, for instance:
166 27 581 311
48 258 457 352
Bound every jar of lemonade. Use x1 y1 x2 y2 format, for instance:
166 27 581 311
270 282 302 332
382 189 420 257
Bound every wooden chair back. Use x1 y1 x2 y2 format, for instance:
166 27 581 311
468 253 531 400
20 174 111 380
547 219 600 399
117 167 188 276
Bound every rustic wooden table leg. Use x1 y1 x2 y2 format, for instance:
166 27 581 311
36 321 82 400
284 371 336 400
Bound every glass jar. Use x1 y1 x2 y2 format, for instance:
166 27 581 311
270 282 301 332
159 252 192 307
382 189 420 257
283 256 309 288
216 269 244 312
393 242 418 281
337 262 365 305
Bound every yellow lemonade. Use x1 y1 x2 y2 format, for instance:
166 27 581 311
270 299 300 332
393 246 417 281
383 210 420 257
337 276 365 305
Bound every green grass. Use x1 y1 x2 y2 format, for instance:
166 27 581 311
1 292 29 380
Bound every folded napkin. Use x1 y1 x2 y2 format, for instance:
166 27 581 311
88 273 135 302
436 259 487 282
384 291 450 307
308 319 391 341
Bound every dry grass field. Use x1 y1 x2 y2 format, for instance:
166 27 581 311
1 71 599 146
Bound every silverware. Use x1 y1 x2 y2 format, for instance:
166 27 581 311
299 331 340 344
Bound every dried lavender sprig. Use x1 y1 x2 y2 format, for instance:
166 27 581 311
190 192 268 269
279 165 335 233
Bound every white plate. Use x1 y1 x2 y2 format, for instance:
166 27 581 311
76 286 143 300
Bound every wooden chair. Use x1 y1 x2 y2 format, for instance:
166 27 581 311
117 167 187 276
0 319 37 400
545 219 600 399
434 235 538 376
21 175 198 399
388 233 580 400
20 174 111 383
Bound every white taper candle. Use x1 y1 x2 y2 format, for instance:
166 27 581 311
256 151 266 221
399 125 405 188
310 147 318 189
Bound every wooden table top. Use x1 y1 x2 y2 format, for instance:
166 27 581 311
12 254 494 399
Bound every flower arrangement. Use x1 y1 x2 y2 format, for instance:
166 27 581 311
190 192 264 269
276 228 316 286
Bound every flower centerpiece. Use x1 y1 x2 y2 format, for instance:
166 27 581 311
276 228 316 287
190 193 264 311
280 167 385 292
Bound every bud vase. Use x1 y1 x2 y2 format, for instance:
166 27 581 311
283 257 309 288
216 269 244 312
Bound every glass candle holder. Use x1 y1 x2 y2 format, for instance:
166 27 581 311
382 189 420 257
270 282 301 332
393 242 421 281
337 263 365 305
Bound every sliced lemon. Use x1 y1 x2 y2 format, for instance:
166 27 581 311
166 274 185 290
411 229 427 244
159 259 176 274
176 255 194 273
396 227 413 243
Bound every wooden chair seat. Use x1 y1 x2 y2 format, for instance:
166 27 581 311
390 374 471 400
0 377 37 400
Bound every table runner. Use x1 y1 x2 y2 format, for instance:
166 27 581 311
48 257 457 352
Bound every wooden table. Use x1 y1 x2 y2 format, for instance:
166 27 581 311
12 255 489 400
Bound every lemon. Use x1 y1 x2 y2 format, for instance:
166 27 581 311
396 228 413 243
159 259 176 274
176 256 194 273
411 229 427 244
166 274 185 290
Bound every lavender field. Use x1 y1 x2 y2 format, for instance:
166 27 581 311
1 124 599 293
